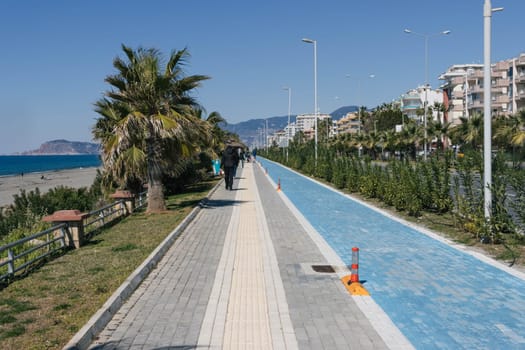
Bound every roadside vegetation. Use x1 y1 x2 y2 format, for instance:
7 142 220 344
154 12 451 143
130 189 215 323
0 44 237 348
1 43 240 248
262 105 525 267
0 180 217 349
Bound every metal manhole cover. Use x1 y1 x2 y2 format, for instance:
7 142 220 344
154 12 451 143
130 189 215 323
311 265 335 273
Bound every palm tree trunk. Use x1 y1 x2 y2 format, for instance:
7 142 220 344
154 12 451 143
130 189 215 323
146 136 166 213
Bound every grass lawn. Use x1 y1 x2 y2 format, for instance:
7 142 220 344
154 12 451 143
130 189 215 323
0 179 218 350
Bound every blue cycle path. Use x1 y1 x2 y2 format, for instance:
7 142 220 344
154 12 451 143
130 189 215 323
258 158 525 350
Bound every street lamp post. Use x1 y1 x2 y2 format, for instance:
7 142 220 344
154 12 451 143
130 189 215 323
265 119 269 150
302 38 318 162
283 86 292 162
464 71 470 119
483 0 504 219
404 28 450 160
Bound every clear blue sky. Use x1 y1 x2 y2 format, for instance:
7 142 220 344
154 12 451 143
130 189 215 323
0 0 522 154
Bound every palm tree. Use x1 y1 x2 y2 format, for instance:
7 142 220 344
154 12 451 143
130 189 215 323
494 110 525 162
94 45 211 213
381 130 398 159
194 109 228 157
450 114 483 150
398 122 419 159
433 102 447 124
510 110 525 147
429 120 452 151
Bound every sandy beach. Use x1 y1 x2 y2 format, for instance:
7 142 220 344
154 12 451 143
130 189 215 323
0 167 100 207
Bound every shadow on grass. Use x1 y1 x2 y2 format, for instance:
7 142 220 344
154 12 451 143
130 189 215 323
177 181 217 194
167 198 202 211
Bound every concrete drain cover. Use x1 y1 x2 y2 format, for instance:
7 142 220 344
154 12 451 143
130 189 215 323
311 265 335 273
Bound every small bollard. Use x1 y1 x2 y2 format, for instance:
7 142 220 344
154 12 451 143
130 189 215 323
340 246 370 296
350 247 360 283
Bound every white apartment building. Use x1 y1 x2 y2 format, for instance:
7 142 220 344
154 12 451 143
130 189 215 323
295 113 331 139
333 112 360 135
268 129 288 147
438 64 483 124
439 53 525 124
399 86 444 123
284 122 297 140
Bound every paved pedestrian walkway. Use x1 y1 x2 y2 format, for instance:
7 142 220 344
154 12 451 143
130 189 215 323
79 162 410 349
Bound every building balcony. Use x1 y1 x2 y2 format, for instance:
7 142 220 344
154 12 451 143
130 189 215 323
401 105 421 111
495 95 510 103
515 74 525 83
470 100 484 108
515 90 525 100
470 85 483 93
450 77 466 85
452 90 465 99
495 78 510 87
494 61 510 71
470 70 484 79
451 104 464 112
491 86 506 93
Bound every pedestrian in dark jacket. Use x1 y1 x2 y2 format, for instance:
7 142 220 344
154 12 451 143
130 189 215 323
221 143 239 190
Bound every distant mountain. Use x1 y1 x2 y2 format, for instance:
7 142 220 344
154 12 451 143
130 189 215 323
330 105 360 120
22 139 100 155
222 105 358 147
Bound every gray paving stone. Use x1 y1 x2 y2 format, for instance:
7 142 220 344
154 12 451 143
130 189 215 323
88 182 234 349
84 165 391 350
253 165 389 350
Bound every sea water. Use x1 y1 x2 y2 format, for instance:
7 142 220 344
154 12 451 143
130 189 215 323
0 155 101 176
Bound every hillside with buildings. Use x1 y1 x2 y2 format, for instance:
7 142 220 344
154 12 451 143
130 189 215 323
223 106 359 148
227 52 525 149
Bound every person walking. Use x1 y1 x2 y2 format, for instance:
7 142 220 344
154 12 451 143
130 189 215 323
221 142 239 190
239 149 245 168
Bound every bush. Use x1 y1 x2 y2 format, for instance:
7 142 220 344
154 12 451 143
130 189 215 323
0 186 99 241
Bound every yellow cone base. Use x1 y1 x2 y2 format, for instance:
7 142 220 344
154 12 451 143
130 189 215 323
341 275 370 296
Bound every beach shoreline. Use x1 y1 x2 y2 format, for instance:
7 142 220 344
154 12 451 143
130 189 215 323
0 167 100 207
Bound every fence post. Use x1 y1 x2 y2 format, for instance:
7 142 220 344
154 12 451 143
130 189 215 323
7 249 14 275
110 190 136 214
59 226 67 248
43 210 88 249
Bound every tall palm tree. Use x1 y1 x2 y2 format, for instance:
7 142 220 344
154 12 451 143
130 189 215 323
433 102 447 124
450 114 483 150
429 120 452 151
381 130 398 159
398 122 419 159
194 109 228 157
494 110 525 161
510 110 525 147
94 45 211 213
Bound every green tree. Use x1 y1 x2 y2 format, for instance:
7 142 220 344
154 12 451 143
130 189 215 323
94 45 211 213
450 114 484 150
429 120 453 151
